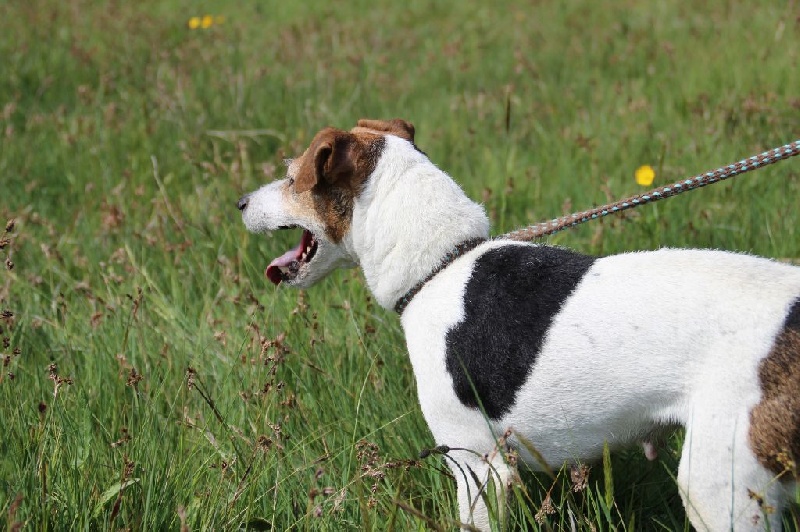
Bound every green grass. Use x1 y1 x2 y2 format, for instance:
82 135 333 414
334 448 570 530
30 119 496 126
1 0 799 529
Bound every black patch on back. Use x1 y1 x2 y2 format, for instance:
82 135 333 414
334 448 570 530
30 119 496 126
445 245 596 419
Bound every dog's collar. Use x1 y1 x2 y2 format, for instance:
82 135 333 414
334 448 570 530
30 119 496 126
394 237 487 315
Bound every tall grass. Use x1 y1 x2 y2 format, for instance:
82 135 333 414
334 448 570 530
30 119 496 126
1 0 798 529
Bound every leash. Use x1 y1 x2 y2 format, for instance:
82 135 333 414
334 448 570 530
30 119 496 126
501 139 800 241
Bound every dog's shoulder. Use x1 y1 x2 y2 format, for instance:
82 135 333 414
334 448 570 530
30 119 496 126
444 243 597 419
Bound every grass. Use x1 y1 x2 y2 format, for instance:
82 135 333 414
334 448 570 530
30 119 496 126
1 0 799 529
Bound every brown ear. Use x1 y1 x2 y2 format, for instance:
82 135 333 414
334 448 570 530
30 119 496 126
294 129 355 194
356 118 415 142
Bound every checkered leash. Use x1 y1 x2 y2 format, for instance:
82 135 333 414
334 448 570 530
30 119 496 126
501 139 800 241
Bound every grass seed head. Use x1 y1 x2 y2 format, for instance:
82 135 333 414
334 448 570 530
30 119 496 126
570 463 590 492
257 435 272 451
111 427 131 448
125 458 135 478
126 367 143 389
776 450 797 476
47 363 74 397
534 491 556 524
186 367 196 389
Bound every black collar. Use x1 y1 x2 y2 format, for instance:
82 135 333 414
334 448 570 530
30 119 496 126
394 237 486 314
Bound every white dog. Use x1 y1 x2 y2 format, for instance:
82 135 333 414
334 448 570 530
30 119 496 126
238 119 799 530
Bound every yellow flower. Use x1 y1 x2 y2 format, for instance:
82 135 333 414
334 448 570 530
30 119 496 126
188 16 201 29
635 165 655 186
201 15 214 28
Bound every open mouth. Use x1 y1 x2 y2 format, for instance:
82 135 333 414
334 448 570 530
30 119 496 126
265 228 319 285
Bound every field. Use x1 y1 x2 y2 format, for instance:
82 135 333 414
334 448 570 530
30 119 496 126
1 0 799 529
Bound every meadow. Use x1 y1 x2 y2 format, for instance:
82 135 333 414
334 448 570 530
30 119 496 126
1 0 799 529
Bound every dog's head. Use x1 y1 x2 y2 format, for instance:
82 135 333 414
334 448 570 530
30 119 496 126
238 119 416 287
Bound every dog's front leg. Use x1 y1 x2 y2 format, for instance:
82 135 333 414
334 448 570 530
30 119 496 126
447 449 512 531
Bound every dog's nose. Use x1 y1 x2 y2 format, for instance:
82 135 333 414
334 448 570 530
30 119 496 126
237 195 249 211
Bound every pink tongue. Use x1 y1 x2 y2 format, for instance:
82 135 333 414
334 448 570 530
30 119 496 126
266 243 303 285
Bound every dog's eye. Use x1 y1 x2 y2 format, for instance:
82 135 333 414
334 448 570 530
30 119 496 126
288 177 295 186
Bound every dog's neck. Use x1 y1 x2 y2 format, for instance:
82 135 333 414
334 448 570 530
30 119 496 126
393 236 487 313
346 136 491 310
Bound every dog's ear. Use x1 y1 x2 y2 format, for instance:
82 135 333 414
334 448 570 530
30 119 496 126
356 118 415 143
294 128 355 194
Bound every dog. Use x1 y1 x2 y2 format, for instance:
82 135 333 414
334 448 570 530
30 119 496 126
238 119 800 530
